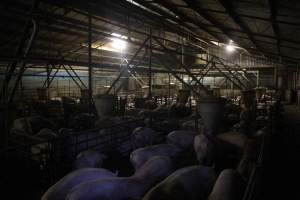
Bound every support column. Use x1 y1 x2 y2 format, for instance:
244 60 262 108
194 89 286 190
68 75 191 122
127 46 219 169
148 29 152 98
88 7 93 105
274 65 278 89
46 63 50 100
168 73 171 104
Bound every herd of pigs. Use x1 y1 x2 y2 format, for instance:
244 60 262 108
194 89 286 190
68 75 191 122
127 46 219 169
10 99 270 200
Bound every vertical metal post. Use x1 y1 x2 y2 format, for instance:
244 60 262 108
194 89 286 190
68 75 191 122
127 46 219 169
46 63 50 100
148 29 152 98
68 79 71 96
20 76 23 98
274 65 278 89
181 36 184 66
257 71 259 87
168 73 171 104
88 7 93 104
297 63 300 106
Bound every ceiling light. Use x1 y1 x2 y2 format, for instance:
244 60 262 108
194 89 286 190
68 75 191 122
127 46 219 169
170 82 175 85
226 44 235 52
111 38 127 50
111 32 127 39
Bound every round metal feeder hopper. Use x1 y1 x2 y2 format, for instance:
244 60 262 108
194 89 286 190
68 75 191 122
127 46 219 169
94 94 116 116
177 89 191 104
241 89 255 108
197 96 225 135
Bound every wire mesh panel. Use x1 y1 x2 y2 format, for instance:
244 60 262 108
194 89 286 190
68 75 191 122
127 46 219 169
0 134 59 199
59 118 145 169
0 118 144 199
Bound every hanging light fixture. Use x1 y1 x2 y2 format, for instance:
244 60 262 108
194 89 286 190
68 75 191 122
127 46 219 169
226 44 235 52
226 40 235 52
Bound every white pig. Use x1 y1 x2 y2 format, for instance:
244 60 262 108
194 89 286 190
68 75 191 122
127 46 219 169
193 134 215 166
208 169 246 200
142 165 216 200
66 156 173 200
167 130 198 150
73 150 107 170
131 127 157 149
41 168 116 200
130 144 182 170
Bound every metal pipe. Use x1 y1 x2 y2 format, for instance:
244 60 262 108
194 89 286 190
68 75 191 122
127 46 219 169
9 19 37 103
154 37 209 93
68 65 88 89
62 64 82 89
148 29 152 98
106 37 149 94
88 8 93 102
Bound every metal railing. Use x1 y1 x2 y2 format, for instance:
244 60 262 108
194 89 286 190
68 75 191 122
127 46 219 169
0 118 145 186
242 134 266 200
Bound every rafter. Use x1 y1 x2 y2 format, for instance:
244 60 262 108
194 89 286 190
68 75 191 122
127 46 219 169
182 0 236 41
151 0 222 41
268 0 281 57
217 0 263 54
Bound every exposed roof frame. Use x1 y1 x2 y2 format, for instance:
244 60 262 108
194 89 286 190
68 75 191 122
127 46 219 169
182 0 232 41
268 0 281 57
216 0 263 54
149 0 223 41
181 0 263 55
183 7 300 28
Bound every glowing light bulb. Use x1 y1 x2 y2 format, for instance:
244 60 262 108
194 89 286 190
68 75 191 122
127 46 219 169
226 44 235 52
111 38 127 50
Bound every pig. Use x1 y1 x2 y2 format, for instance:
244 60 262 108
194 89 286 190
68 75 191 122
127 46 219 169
94 117 115 129
31 128 58 163
131 127 157 149
59 128 112 160
168 103 191 118
66 156 173 200
116 140 133 156
11 116 56 135
130 144 182 170
208 169 246 200
216 131 248 150
181 119 203 131
73 150 107 170
167 130 198 150
36 128 58 139
215 132 248 170
142 165 216 200
193 134 215 166
237 139 260 180
41 168 116 200
151 104 169 118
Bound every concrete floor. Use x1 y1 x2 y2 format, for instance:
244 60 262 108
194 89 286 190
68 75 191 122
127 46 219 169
260 105 300 199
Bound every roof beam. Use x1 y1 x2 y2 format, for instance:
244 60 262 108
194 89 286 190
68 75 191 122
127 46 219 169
182 0 233 41
189 7 300 27
217 0 262 53
182 0 263 54
150 0 222 41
